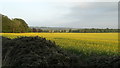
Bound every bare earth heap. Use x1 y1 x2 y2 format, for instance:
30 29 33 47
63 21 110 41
2 36 120 68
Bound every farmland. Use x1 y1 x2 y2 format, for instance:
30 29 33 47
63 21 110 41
0 33 119 56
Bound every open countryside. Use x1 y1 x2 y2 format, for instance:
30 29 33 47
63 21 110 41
1 1 120 68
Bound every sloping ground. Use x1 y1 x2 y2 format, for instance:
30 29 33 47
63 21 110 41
2 36 120 68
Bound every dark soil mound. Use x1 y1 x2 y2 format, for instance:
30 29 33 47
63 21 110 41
2 36 82 68
2 36 120 68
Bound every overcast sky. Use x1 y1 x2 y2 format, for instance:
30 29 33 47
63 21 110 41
0 0 119 28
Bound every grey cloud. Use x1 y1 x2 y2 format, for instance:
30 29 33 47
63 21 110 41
61 2 118 28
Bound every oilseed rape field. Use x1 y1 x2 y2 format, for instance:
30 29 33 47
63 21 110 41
0 33 119 56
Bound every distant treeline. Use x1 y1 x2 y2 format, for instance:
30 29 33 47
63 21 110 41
1 14 119 33
31 28 119 33
2 14 30 33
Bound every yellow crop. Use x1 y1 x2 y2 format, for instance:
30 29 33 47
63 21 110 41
0 33 119 56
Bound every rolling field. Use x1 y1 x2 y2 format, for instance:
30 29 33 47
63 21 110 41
0 33 119 56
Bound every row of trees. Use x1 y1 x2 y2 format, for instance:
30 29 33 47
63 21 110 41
1 14 119 33
69 28 119 33
31 28 119 33
2 15 30 33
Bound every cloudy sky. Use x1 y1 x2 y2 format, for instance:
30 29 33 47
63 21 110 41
0 0 119 28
